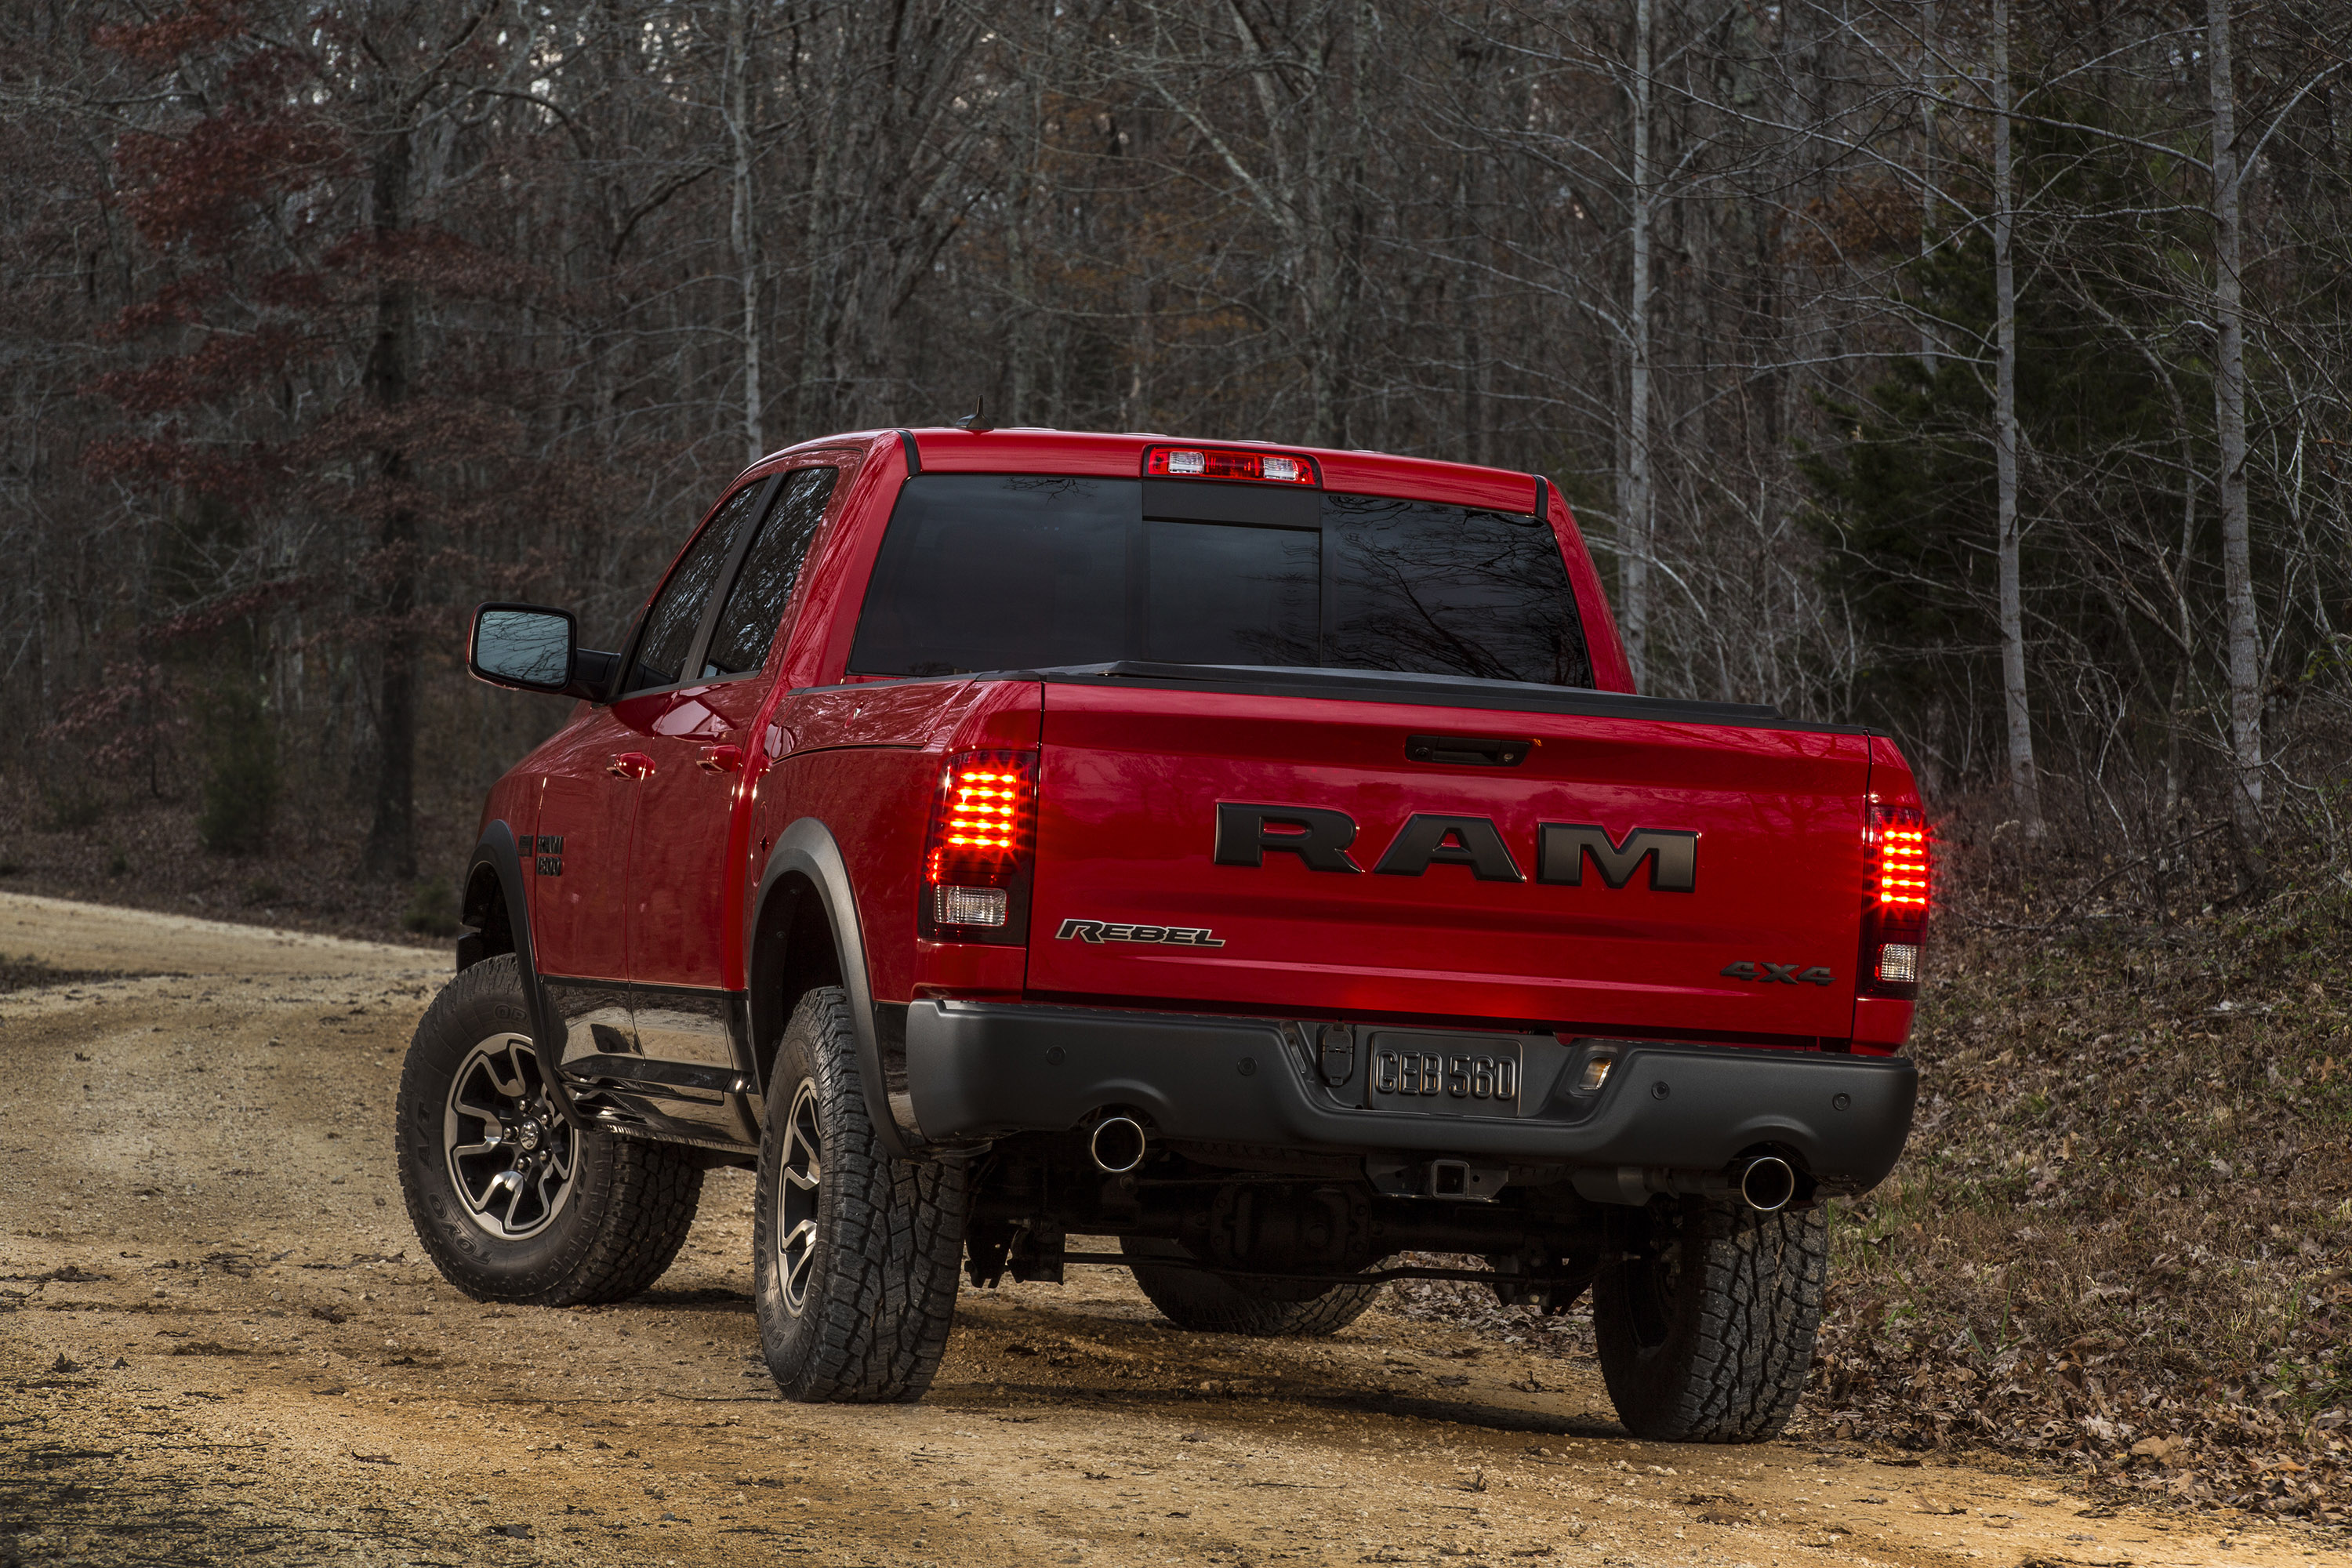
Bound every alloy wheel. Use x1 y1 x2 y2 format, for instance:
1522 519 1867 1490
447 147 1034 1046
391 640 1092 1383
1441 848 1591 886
442 1033 577 1240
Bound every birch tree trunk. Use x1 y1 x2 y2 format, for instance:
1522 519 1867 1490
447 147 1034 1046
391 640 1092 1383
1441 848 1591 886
2209 0 2264 866
1991 0 2043 840
727 0 762 464
1619 0 1655 692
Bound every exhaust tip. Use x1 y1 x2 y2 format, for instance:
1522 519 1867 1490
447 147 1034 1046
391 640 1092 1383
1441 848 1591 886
1088 1115 1149 1174
1738 1156 1797 1214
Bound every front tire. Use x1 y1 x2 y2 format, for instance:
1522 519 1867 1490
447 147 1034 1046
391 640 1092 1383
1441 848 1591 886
395 955 702 1306
752 987 969 1402
1122 1237 1382 1337
1591 1196 1828 1442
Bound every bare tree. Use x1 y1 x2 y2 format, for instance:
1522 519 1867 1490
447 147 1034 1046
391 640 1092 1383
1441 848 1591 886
2208 0 2262 870
728 0 763 464
1988 0 2043 840
4 0 2349 899
1618 0 1656 691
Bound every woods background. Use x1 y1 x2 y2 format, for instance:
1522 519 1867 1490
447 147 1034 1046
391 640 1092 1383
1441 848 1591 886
2 0 2348 915
7 0 2352 1511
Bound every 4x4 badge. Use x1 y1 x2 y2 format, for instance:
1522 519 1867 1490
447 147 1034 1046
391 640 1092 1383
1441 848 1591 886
1720 960 1834 986
1056 918 1225 948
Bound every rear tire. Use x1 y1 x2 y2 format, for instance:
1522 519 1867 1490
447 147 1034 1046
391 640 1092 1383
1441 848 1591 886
1591 1196 1828 1442
1122 1237 1381 1337
752 986 970 1402
395 955 702 1306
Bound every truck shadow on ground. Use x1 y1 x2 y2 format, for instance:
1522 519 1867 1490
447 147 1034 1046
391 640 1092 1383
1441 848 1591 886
937 1292 1631 1442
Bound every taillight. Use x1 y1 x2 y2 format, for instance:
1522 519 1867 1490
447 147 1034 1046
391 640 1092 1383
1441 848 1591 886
1859 800 1930 998
1144 445 1321 485
920 750 1036 944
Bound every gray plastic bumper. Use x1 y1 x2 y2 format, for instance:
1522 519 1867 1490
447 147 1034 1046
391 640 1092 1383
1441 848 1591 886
905 1000 1915 1192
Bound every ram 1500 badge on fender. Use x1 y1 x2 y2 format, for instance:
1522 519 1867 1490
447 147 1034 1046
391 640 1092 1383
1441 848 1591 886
396 429 1928 1443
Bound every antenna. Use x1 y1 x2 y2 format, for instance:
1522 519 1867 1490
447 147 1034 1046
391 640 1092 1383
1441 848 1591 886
952 394 992 433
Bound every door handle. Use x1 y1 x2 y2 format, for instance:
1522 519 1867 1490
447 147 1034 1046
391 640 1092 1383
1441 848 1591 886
696 744 745 775
605 752 655 779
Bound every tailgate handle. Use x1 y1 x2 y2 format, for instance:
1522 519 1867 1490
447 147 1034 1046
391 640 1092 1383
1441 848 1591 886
1405 733 1530 768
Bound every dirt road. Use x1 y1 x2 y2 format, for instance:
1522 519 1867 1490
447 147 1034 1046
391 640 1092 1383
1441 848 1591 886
0 891 2324 1567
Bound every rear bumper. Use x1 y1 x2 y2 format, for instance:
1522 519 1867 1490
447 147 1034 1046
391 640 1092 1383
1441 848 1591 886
906 1000 1915 1193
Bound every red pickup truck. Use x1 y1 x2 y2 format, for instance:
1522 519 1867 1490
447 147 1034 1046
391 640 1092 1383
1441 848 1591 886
395 426 1925 1443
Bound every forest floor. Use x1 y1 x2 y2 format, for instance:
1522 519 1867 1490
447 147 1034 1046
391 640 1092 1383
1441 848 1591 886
1396 869 2352 1530
5 891 2341 1566
0 780 466 948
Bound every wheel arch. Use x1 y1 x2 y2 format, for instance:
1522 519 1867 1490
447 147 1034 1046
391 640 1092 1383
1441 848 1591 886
750 818 920 1159
461 821 579 1127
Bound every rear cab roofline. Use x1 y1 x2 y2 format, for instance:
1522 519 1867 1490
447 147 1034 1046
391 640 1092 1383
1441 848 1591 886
745 427 1547 515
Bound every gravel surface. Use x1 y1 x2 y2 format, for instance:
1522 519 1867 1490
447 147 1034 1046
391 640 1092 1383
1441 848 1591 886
0 892 2327 1567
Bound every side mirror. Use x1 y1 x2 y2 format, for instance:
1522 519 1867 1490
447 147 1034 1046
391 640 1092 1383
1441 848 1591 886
470 604 611 699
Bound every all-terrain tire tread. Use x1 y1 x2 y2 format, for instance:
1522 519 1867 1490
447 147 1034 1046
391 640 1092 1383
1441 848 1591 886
554 1138 705 1307
756 988 969 1403
1592 1199 1828 1443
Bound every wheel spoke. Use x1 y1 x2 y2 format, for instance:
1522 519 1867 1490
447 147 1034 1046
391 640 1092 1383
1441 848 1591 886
770 1079 827 1312
780 1218 817 1304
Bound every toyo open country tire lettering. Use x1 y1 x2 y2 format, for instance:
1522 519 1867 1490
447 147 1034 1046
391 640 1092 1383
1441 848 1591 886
1591 1195 1828 1443
395 955 703 1306
753 986 970 1402
1120 1236 1383 1337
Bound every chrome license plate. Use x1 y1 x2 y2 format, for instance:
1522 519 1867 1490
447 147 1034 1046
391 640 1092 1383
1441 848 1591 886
1366 1036 1521 1112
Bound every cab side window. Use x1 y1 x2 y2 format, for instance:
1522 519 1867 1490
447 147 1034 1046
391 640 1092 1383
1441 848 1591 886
621 482 772 695
701 466 840 679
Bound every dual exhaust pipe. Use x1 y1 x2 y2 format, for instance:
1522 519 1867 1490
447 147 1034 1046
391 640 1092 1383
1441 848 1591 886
1085 1107 1798 1216
1087 1113 1149 1174
1733 1154 1798 1213
1570 1152 1802 1212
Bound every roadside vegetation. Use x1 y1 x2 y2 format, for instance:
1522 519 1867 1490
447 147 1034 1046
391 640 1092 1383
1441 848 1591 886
1394 800 2351 1526
0 777 449 949
1813 806 2350 1524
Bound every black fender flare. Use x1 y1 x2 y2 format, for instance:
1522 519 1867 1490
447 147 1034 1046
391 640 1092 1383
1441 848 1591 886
753 818 924 1160
463 822 583 1128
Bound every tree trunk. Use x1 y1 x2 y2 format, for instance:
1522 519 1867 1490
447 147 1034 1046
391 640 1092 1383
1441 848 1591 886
1990 0 2043 840
2209 0 2264 875
1918 0 1939 369
1619 0 1655 692
728 0 762 464
361 126 418 884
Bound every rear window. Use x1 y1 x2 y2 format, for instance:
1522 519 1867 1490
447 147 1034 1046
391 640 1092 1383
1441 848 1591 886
848 475 1590 687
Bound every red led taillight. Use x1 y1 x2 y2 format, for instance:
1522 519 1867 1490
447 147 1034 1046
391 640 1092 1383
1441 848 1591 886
1875 811 1930 911
1859 800 1931 997
1144 445 1321 485
920 750 1036 943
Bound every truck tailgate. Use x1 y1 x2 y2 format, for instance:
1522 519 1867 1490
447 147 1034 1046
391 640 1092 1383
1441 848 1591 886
1025 677 1870 1039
